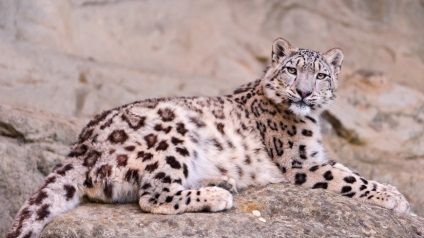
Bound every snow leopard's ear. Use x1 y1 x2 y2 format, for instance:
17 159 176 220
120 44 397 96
323 48 344 75
272 38 293 66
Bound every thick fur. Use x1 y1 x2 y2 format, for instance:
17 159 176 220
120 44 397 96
8 38 410 238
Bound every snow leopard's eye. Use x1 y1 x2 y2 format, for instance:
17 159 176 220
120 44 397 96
286 67 297 75
316 73 327 80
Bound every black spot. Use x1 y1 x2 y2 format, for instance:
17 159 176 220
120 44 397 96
360 178 368 184
56 163 74 175
125 169 140 184
341 186 352 193
68 144 88 157
309 165 319 172
78 128 94 143
173 179 182 184
197 191 201 196
310 151 318 157
63 184 76 201
108 129 129 144
154 124 172 133
244 156 251 165
171 137 184 145
144 134 158 149
83 172 93 188
104 181 113 198
22 231 33 238
189 117 206 127
288 141 293 149
305 116 317 124
294 173 307 185
211 138 223 151
145 161 159 173
137 151 153 162
124 145 135 151
36 204 50 220
343 192 356 198
156 140 169 151
96 164 112 179
175 191 183 196
360 185 367 191
196 198 200 202
312 182 328 189
163 188 170 192
323 171 333 180
165 196 173 203
82 151 101 167
29 190 48 205
217 166 228 174
368 195 374 199
162 176 172 184
183 163 189 178
273 137 284 156
121 111 145 130
287 125 297 137
291 160 302 169
176 147 190 157
142 183 152 190
176 123 188 136
216 123 225 134
116 154 128 167
343 176 357 184
41 176 57 189
186 197 191 205
360 191 370 198
299 145 307 160
86 110 111 128
174 204 179 210
201 206 211 212
154 172 166 180
302 129 313 137
100 118 114 130
166 156 181 169
158 108 176 122
149 198 157 204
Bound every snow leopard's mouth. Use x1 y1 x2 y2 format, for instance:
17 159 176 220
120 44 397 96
289 100 312 117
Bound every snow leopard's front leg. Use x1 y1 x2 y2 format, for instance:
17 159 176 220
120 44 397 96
284 160 411 213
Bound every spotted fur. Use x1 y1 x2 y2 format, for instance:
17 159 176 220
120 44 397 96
8 38 410 238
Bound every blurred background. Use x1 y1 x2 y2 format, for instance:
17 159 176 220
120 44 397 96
0 0 423 235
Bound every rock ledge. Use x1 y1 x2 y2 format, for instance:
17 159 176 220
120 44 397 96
42 184 424 238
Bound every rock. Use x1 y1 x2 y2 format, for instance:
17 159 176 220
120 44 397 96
0 105 86 236
41 184 424 238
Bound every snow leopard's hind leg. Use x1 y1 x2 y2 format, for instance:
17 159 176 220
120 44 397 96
138 181 233 214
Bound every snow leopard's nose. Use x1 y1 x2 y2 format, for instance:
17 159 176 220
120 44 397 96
296 89 312 99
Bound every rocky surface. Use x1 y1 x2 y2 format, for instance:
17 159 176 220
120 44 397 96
41 184 424 238
1 0 424 237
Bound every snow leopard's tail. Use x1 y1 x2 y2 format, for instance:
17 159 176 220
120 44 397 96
7 163 84 238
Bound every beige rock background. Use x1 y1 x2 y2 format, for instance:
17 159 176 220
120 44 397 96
1 0 424 237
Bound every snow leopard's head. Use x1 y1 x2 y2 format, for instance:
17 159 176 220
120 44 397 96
263 38 343 117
